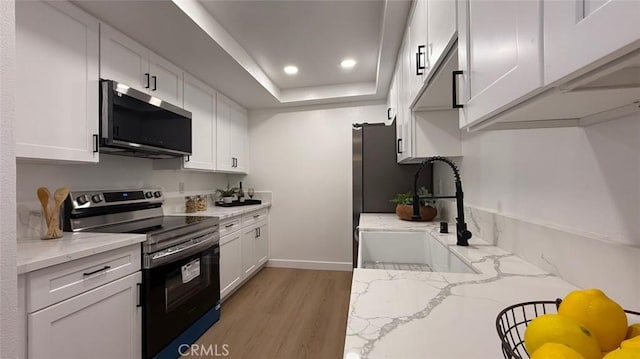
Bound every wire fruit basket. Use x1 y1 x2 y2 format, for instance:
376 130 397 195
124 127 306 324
495 299 640 359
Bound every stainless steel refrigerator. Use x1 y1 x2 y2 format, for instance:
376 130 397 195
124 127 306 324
352 122 432 267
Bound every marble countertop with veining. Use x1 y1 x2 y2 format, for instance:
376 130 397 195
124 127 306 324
344 214 577 358
166 202 271 220
17 232 146 275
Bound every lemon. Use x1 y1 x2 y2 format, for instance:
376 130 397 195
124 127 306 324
602 348 640 359
628 324 640 340
621 336 640 350
524 314 601 359
558 288 628 351
531 343 586 359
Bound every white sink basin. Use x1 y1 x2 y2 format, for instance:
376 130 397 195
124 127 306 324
357 231 476 273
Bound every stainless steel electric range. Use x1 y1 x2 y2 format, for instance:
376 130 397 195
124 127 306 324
63 188 220 359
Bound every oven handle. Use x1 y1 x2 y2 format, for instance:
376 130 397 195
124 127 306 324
145 235 218 269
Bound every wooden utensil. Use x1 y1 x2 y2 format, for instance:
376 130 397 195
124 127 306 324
37 187 52 229
48 187 69 238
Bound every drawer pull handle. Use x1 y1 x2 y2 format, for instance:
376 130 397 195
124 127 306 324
253 214 260 218
225 223 235 228
83 265 111 276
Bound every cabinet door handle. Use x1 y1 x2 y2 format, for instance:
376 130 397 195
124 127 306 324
186 155 190 162
452 70 464 109
83 265 111 276
258 227 261 237
255 228 258 238
144 73 150 89
387 108 392 120
397 138 403 154
416 45 426 76
93 134 99 153
152 75 157 91
136 283 142 307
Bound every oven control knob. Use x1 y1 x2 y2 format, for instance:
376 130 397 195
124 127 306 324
91 194 103 203
153 191 162 198
145 191 153 199
76 194 89 205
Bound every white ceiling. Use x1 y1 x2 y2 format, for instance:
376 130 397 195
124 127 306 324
73 0 411 109
200 0 383 90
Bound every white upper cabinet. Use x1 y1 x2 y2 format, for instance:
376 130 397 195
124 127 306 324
183 73 216 171
15 0 99 163
230 105 249 173
408 0 428 102
386 72 398 123
397 38 413 163
100 24 183 106
544 0 640 85
99 24 149 94
457 0 543 128
216 94 249 174
216 95 232 172
426 0 456 71
149 53 183 106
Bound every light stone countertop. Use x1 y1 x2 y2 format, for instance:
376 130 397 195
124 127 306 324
166 202 271 220
344 213 577 359
17 232 146 275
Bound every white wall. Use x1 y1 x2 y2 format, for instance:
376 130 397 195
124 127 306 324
247 102 386 270
16 155 243 235
451 112 640 246
0 0 18 356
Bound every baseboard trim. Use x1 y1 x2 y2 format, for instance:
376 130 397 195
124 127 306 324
267 259 352 271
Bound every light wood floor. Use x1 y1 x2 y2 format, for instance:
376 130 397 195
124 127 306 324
195 267 353 359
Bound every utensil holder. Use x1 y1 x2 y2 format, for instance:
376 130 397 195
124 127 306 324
41 207 62 240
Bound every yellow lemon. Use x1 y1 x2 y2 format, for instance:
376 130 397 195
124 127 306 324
602 348 640 359
621 336 640 350
558 288 628 351
524 314 601 359
531 343 586 359
628 324 640 340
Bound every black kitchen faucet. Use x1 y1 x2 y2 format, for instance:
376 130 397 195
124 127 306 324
412 156 472 246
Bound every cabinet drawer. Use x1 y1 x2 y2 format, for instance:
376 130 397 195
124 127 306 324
27 244 141 313
241 208 268 228
219 216 241 237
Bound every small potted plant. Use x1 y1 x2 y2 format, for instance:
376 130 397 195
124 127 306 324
391 187 437 221
216 185 238 204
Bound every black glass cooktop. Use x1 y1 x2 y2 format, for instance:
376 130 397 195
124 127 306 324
90 215 216 235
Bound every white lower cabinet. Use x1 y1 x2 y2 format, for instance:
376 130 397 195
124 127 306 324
21 245 142 359
219 230 242 300
28 272 141 359
219 209 269 301
254 222 269 267
241 220 269 277
241 225 257 277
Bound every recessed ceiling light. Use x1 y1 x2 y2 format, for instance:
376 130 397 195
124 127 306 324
284 65 298 75
340 58 357 69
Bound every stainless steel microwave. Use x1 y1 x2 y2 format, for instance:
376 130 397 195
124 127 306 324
99 79 192 159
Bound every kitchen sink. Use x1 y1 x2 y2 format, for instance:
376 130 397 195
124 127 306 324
357 231 476 273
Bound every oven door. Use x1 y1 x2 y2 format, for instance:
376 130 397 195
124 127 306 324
142 239 220 358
